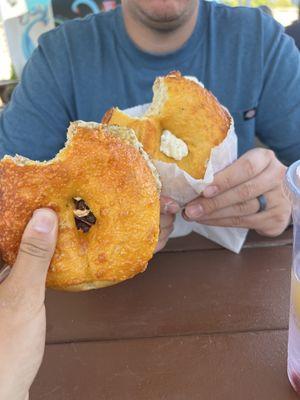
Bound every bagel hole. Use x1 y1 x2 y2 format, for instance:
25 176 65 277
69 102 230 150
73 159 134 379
73 197 96 233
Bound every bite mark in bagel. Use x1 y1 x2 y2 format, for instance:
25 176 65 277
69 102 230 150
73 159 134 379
0 122 161 291
102 71 231 179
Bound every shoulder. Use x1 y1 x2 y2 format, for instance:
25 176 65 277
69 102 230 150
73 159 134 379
203 1 292 66
38 8 118 51
204 1 284 40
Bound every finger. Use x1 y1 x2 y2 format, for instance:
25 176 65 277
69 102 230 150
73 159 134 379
192 198 260 220
160 223 174 241
185 160 283 219
197 208 275 229
198 201 291 236
155 240 166 253
155 224 174 253
192 191 279 221
160 195 180 215
7 208 58 298
160 213 175 229
202 209 290 237
202 148 275 198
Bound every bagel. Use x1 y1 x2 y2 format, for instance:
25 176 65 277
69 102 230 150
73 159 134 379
0 122 161 291
102 71 231 179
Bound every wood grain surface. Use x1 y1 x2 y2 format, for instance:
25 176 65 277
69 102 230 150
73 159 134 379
29 229 297 399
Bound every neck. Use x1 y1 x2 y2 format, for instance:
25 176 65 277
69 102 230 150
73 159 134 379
122 5 199 54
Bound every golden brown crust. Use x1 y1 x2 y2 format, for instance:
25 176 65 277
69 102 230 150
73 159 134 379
103 71 231 179
102 108 114 125
103 109 161 160
0 123 160 291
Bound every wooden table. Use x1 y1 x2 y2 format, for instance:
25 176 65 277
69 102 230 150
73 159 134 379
31 228 299 399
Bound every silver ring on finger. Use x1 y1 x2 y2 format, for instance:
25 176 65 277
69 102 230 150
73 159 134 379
257 194 267 213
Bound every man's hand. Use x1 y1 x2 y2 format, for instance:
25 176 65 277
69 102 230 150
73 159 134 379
184 148 291 237
0 209 58 400
155 196 180 252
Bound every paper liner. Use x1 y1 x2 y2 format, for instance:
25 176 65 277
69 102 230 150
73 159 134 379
123 80 248 253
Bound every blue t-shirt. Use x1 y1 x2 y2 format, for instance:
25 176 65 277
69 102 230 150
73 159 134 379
1 2 300 164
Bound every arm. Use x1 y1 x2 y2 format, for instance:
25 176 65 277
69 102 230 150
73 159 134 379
0 29 74 160
0 209 58 400
184 17 298 236
255 16 300 165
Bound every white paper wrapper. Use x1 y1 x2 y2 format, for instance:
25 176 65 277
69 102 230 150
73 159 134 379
124 82 248 253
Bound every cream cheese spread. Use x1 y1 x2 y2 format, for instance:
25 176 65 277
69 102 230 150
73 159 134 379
160 130 188 161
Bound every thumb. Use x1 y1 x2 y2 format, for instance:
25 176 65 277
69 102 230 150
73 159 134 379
10 208 58 292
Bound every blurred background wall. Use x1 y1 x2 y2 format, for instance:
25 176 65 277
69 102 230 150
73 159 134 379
0 0 121 81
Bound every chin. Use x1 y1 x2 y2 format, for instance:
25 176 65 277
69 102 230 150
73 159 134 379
133 0 195 23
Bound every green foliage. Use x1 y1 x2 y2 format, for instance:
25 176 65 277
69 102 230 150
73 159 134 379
10 65 17 81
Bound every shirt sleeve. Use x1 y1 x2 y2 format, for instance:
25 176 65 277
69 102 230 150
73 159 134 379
0 28 75 161
256 14 300 166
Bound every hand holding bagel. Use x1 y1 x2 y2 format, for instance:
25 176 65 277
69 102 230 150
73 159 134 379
103 72 291 244
0 72 291 293
184 148 291 236
155 196 180 253
0 209 57 400
0 123 161 291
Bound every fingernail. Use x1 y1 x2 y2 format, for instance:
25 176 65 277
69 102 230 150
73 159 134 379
31 209 56 233
203 185 218 198
182 209 189 221
185 204 204 219
164 201 180 214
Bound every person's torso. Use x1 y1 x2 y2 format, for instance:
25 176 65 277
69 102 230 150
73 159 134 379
42 1 270 156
